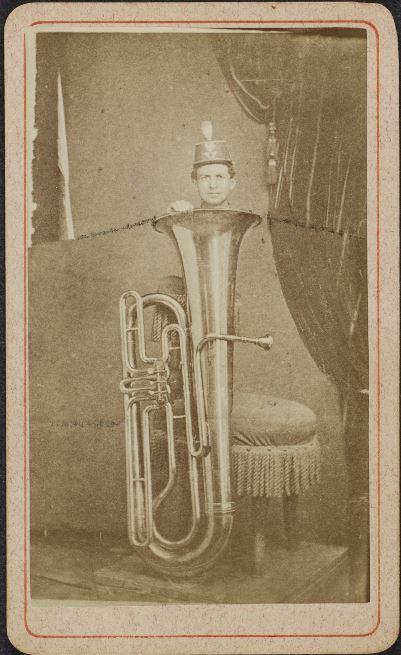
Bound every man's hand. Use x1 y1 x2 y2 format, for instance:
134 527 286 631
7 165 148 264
166 200 194 213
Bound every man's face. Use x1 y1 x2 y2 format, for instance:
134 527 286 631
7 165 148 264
194 163 236 208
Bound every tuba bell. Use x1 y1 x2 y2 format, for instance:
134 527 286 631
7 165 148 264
119 209 272 577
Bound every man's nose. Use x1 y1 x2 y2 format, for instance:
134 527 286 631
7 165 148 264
209 177 218 189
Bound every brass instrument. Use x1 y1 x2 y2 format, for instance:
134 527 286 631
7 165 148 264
119 209 272 576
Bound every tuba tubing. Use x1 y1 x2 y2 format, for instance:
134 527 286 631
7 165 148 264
120 209 272 576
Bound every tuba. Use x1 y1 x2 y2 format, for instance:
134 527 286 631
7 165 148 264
119 209 272 577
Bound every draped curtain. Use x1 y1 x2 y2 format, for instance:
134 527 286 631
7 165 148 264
214 29 369 599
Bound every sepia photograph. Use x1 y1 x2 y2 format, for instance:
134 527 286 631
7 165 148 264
28 25 369 605
5 3 399 653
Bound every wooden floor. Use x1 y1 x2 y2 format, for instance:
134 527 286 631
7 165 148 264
30 531 350 604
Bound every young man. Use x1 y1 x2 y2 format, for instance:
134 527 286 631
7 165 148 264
167 121 236 213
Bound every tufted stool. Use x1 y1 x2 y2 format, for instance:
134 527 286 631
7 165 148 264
231 392 320 572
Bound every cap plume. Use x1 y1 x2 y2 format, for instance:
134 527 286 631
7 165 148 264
201 121 213 141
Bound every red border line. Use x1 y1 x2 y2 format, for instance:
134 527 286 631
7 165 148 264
23 19 381 640
29 19 377 27
375 15 381 631
23 33 29 628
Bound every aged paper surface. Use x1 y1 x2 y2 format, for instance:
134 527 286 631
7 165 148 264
5 2 399 653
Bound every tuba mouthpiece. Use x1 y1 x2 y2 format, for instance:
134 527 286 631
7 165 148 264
257 334 273 351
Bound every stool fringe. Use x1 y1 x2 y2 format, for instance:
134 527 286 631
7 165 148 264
233 436 320 498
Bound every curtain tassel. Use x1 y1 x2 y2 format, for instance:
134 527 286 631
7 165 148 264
266 121 279 185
